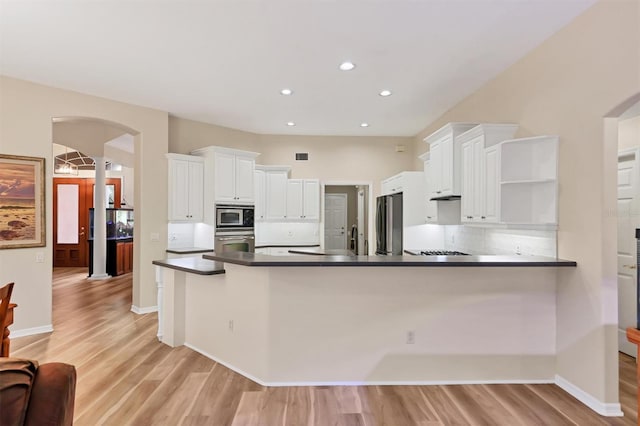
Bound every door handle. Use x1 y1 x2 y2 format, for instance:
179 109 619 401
623 264 637 269
79 232 85 236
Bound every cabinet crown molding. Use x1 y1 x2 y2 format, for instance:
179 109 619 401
166 152 204 162
418 152 430 161
190 145 260 159
255 165 292 172
423 122 478 145
456 123 519 145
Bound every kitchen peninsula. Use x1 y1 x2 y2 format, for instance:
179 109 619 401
155 252 575 386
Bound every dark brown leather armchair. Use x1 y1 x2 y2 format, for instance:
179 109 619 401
0 358 76 426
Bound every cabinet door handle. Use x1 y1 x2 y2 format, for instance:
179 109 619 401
481 216 486 219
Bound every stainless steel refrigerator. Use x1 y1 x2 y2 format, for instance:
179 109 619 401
375 193 403 255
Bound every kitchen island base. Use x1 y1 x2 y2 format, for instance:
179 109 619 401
160 262 564 386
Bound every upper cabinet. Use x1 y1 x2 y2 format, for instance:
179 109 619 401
499 136 558 226
286 179 320 220
418 153 461 225
381 174 403 196
256 166 290 220
212 150 257 203
458 124 518 223
380 171 426 227
254 169 266 221
423 123 477 199
191 146 260 224
167 154 204 222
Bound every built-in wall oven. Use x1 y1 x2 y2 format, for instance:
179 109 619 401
214 204 255 254
214 230 255 254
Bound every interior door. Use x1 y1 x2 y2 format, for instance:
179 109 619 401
617 150 638 357
324 193 347 250
53 178 121 267
53 178 90 267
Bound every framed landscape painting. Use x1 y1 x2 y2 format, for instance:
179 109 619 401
0 154 46 249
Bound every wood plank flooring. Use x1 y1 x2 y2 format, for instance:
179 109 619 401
9 267 638 425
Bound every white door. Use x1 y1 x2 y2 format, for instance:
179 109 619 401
214 152 236 202
617 150 638 357
286 179 304 219
303 180 320 220
235 156 255 202
325 194 347 250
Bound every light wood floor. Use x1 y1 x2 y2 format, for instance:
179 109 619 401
9 267 638 425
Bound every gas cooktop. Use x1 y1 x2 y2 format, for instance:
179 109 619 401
405 249 470 256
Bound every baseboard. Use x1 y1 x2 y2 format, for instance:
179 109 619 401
184 343 268 386
555 375 624 417
11 325 54 338
130 305 158 314
183 342 555 387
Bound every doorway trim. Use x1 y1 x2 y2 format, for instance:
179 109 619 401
321 181 374 254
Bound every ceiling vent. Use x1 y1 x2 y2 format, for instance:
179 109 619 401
295 153 309 161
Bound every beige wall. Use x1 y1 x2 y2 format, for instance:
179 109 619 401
618 116 640 151
413 0 640 404
169 116 416 197
0 76 168 332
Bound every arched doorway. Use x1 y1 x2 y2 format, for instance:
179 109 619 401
51 117 138 277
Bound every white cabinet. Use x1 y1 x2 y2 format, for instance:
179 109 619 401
213 151 256 203
167 154 204 222
263 167 290 220
380 171 425 227
424 123 477 198
286 179 320 220
499 136 558 226
254 169 266 221
191 146 260 224
381 174 403 195
458 124 518 223
419 153 460 225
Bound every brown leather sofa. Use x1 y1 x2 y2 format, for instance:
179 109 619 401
0 358 76 426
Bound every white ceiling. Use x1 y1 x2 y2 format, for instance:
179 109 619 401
0 0 596 137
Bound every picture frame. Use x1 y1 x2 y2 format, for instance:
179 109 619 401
0 154 46 249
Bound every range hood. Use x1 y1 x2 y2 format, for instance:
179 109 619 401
429 195 461 201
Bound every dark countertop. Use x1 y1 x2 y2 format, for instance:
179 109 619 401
152 256 225 275
166 247 214 254
203 252 577 267
255 244 320 249
288 248 355 256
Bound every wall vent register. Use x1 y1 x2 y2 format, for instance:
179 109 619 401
295 153 309 161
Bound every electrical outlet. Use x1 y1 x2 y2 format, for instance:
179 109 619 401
516 245 521 255
150 232 160 242
406 330 415 344
228 320 234 332
35 252 45 263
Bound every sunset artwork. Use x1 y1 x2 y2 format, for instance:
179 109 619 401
0 155 45 248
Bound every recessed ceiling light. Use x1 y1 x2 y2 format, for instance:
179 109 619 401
360 123 369 128
287 122 296 126
339 61 356 71
379 90 392 97
280 88 293 95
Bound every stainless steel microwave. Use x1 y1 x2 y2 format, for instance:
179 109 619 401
215 204 255 230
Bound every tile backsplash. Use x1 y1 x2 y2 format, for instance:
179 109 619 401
167 222 215 249
444 226 557 257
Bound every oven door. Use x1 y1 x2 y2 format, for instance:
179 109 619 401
214 233 255 254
